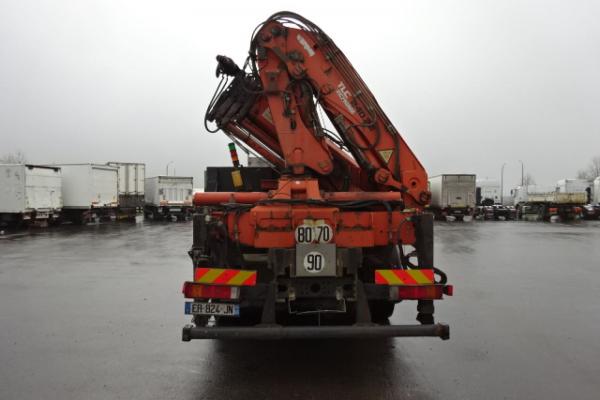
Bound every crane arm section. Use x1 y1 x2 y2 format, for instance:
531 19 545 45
206 12 429 208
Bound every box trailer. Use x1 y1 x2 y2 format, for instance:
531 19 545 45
144 176 193 220
428 174 476 221
54 164 118 224
0 164 62 227
107 162 145 220
556 179 592 195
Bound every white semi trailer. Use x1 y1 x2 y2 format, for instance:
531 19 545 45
54 164 119 224
107 162 145 220
428 174 476 221
144 176 193 220
556 178 592 203
0 164 62 227
512 184 587 221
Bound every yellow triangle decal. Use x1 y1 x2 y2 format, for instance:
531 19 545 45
379 149 393 163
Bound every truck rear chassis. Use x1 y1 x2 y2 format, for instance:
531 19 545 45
182 208 452 341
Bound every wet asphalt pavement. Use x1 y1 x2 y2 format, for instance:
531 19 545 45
1 220 600 400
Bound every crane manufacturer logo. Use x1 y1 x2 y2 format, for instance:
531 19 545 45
296 34 315 57
336 82 356 114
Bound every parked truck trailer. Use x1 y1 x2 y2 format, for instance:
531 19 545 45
54 164 118 224
144 176 193 221
513 185 586 221
107 162 145 221
556 178 598 220
0 164 62 228
428 174 476 221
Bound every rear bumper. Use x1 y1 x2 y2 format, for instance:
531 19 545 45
182 323 449 341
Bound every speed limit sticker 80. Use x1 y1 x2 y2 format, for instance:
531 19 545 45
294 220 333 244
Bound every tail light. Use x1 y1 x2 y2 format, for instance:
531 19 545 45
182 282 239 299
389 284 453 300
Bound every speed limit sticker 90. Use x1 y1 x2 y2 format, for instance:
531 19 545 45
295 220 333 244
303 251 325 273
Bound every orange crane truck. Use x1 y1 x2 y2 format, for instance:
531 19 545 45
182 12 452 341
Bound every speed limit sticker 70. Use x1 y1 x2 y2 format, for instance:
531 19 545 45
294 220 333 244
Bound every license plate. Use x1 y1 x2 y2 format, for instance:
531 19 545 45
170 208 181 212
184 302 239 316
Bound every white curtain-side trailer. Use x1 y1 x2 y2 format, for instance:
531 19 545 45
428 174 476 221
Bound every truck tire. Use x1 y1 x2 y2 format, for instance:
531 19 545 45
369 301 395 322
239 307 261 326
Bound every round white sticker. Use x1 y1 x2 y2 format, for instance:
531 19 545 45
295 221 333 244
303 251 325 273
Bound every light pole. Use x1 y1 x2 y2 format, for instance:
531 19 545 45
166 161 174 176
518 160 524 186
500 162 507 205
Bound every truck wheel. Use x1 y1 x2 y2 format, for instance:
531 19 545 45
369 301 395 322
239 307 261 326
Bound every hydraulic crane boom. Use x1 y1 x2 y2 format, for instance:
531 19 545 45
207 12 429 208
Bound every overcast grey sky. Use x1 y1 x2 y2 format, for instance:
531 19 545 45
1 0 599 188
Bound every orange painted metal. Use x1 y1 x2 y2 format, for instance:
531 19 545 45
228 207 414 248
195 177 417 247
194 192 267 205
253 20 429 208
200 13 433 252
194 190 402 206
